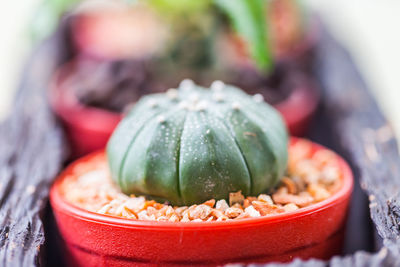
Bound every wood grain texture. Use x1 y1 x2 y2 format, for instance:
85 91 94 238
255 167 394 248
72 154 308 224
0 25 69 266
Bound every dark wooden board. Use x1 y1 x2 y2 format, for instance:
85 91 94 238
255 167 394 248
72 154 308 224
0 23 69 267
1 18 400 266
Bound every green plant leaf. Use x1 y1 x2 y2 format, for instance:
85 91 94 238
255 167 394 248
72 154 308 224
215 0 273 72
147 0 212 16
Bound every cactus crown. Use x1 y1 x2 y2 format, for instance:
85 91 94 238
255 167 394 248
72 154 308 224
107 80 288 205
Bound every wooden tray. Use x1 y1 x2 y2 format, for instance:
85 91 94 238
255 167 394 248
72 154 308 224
0 18 399 266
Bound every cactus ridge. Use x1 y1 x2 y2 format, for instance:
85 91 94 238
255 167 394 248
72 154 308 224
216 116 253 194
107 80 288 205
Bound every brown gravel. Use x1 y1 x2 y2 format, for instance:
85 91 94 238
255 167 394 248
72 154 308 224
62 139 343 222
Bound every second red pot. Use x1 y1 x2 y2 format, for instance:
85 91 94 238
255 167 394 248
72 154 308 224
49 61 319 158
48 62 122 158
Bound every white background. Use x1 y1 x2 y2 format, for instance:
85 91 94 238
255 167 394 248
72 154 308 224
1 0 400 137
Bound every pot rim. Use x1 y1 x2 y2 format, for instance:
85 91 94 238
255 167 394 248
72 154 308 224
50 137 353 230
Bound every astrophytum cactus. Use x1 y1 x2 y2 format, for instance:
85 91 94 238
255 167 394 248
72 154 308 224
107 80 288 205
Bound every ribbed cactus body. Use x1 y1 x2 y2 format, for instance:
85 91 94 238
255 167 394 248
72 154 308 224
107 80 288 205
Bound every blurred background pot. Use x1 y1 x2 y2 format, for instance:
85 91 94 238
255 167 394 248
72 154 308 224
49 60 122 158
50 138 353 266
49 60 319 157
48 0 320 157
274 73 319 136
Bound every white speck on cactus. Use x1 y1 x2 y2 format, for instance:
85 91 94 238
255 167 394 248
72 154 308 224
195 100 208 111
157 115 166 123
206 129 210 134
180 79 194 91
232 102 241 110
178 101 189 110
213 93 224 102
253 94 264 103
166 88 178 99
211 80 225 91
189 93 200 103
147 99 158 108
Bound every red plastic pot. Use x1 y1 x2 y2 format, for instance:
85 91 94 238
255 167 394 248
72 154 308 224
50 138 353 266
49 60 319 157
275 78 319 136
48 61 122 158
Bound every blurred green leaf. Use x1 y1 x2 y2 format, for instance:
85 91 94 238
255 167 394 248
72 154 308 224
215 0 272 72
147 0 212 16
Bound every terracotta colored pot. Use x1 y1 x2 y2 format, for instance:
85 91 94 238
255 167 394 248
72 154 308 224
49 60 319 157
50 138 353 266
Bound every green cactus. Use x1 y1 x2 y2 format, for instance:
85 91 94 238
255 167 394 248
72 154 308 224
107 80 288 205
